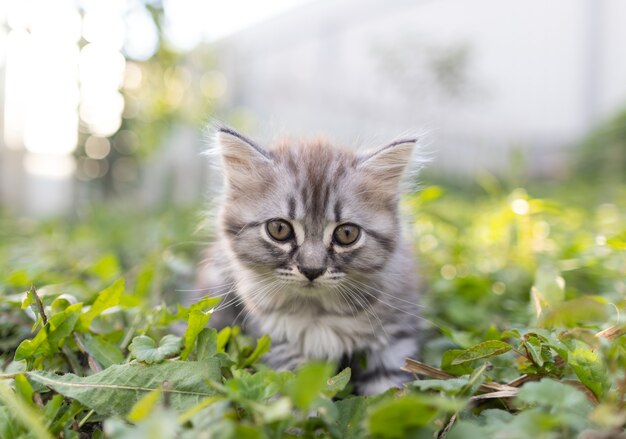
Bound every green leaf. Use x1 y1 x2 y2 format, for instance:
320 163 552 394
517 379 592 415
539 296 608 328
21 287 35 310
13 374 35 407
47 303 82 348
409 377 471 395
127 388 162 423
6 269 30 288
82 333 125 368
368 396 438 438
522 335 544 367
42 394 64 425
241 335 271 367
451 340 513 365
256 397 292 423
326 367 351 395
217 327 231 352
225 369 290 401
26 360 221 416
441 349 474 375
285 362 334 411
0 381 53 439
129 335 183 364
180 297 221 360
195 327 218 361
334 397 371 439
88 253 121 282
568 340 611 399
78 278 124 331
14 303 83 361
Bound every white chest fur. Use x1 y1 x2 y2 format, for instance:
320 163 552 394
258 311 383 360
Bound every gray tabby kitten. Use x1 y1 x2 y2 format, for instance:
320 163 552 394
198 126 422 395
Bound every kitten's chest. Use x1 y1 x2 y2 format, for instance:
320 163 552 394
255 310 382 361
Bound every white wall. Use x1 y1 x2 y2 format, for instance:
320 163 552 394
214 0 626 176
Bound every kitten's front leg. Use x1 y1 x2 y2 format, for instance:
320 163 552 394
354 336 418 395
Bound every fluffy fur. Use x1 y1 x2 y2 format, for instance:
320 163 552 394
196 126 424 394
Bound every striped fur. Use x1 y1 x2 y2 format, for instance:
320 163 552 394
197 127 423 395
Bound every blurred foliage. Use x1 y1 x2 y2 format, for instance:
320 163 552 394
0 180 625 437
575 107 626 183
73 1 220 194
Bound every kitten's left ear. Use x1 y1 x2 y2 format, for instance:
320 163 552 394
357 138 420 193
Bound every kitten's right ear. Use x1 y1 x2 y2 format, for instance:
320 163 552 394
214 127 273 192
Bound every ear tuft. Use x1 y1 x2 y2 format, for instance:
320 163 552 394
212 126 273 193
358 138 425 194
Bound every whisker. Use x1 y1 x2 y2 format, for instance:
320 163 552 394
343 278 441 331
339 282 389 340
348 278 426 308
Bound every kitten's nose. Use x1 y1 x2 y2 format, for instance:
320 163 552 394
298 266 325 281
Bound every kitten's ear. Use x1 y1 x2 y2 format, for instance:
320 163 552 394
358 138 420 194
214 127 273 192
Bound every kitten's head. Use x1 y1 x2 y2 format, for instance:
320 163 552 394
214 126 421 295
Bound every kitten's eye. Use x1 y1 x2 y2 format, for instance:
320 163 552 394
333 223 360 246
266 219 294 242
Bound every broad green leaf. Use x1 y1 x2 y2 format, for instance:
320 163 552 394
127 388 162 423
285 362 334 411
129 335 183 364
27 360 221 416
242 335 271 367
368 396 438 438
568 340 611 399
78 278 124 331
82 334 125 368
451 340 513 365
180 297 221 360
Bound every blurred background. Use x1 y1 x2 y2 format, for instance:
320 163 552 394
0 0 625 384
0 0 625 217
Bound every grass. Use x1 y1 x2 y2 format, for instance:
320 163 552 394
0 178 625 438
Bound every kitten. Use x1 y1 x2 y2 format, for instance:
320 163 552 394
197 126 422 395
